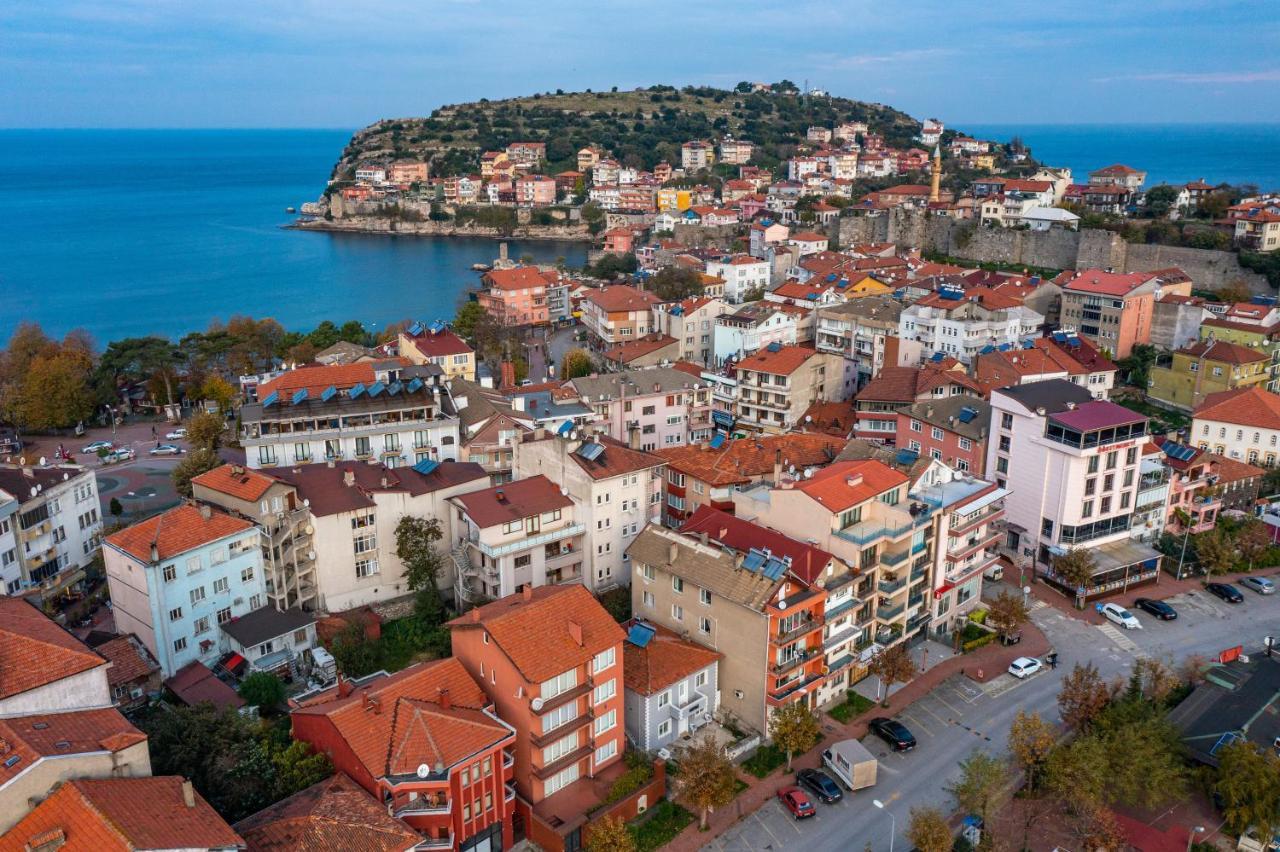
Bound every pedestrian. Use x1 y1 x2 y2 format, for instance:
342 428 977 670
151 425 156 438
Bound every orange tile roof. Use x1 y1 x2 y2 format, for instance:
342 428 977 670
795 460 908 513
447 585 625 684
680 506 835 584
259 361 403 399
94 634 159 689
105 504 255 563
915 286 1022 311
603 334 678 364
657 433 843 487
1195 386 1280 430
581 285 661 313
622 620 721 696
0 598 106 702
734 344 819 376
0 776 244 852
1063 269 1156 296
234 773 421 852
190 464 277 503
790 231 829 242
0 708 147 786
483 266 555 291
568 435 665 481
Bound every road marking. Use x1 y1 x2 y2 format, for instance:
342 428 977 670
1096 622 1146 657
1030 599 1049 611
913 700 952 729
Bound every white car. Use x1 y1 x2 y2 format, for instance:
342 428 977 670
149 444 182 456
1008 657 1043 679
103 448 135 463
165 428 187 440
81 440 113 454
1098 602 1142 630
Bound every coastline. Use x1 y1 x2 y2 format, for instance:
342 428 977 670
287 216 594 243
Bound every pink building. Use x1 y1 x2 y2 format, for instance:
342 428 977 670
516 175 558 206
568 367 711 451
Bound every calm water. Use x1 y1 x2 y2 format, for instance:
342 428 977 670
0 129 586 344
962 123 1280 190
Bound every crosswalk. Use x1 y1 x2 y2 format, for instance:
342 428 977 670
1029 599 1049 612
1095 621 1148 659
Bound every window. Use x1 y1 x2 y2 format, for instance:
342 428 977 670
593 678 615 705
173 637 187 653
217 607 232 624
241 567 254 583
672 576 684 593
1082 500 1093 518
186 555 202 575
591 711 614 736
595 740 618 765
657 719 672 738
1100 496 1112 514
213 577 229 595
543 731 579 764
996 456 1008 474
169 606 183 622
544 764 580 796
1087 455 1099 474
699 616 712 634
356 558 379 578
593 647 615 674
353 531 377 554
163 564 176 582
640 564 654 582
695 670 708 688
671 604 684 621
503 520 522 534
193 616 210 635
699 588 711 605
931 426 944 440
1125 447 1137 465
657 691 670 708
250 594 261 610
189 586 206 605
541 702 578 734
958 437 972 451
514 554 532 569
541 669 577 700
910 419 922 432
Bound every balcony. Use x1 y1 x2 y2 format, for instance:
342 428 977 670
910 562 929 582
530 712 592 748
824 595 859 622
877 575 908 595
417 833 455 850
533 744 593 780
946 551 1000 586
503 750 515 770
505 781 517 802
533 681 592 716
771 649 816 677
947 528 1002 561
880 548 909 567
823 571 858 593
768 672 824 704
876 601 906 621
474 523 586 560
773 611 824 644
836 518 914 547
950 506 1005 538
396 797 451 817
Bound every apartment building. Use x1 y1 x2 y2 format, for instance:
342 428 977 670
622 619 722 752
1088 163 1147 190
1147 339 1272 412
988 381 1161 601
569 367 711 450
1058 269 1167 359
1132 443 1171 544
1192 386 1280 465
897 398 991 475
291 659 516 851
975 336 1117 401
705 255 771 303
714 303 799 366
514 432 665 593
104 504 267 677
718 138 754 165
1234 206 1280 252
681 141 716 171
852 362 983 443
815 296 911 393
578 285 662 350
399 322 476 382
450 379 533 484
651 296 727 366
0 463 101 599
899 286 1044 365
477 267 555 327
655 434 844 527
447 585 627 852
733 344 845 434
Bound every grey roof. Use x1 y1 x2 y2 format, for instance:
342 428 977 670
243 382 456 424
902 397 992 441
0 464 89 506
994 379 1093 415
450 378 519 431
816 295 904 323
220 606 315 649
1168 655 1280 766
569 367 708 402
835 438 933 479
626 526 778 611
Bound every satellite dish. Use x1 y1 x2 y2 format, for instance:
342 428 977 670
305 524 315 535
416 763 431 779
29 487 37 498
303 498 310 507
38 457 46 466
531 697 545 711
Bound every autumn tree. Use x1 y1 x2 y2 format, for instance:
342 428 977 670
1195 527 1236 575
1235 519 1272 570
1052 548 1097 594
1008 711 1057 795
946 749 1007 828
984 590 1029 640
905 805 953 852
768 701 820 771
17 349 95 430
648 266 704 301
561 348 595 380
1129 657 1179 705
868 643 917 705
676 733 738 830
172 448 222 497
200 375 236 413
1216 740 1280 844
394 516 445 592
186 410 225 453
585 814 635 852
1056 663 1113 732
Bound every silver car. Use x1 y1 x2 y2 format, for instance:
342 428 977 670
1241 576 1276 595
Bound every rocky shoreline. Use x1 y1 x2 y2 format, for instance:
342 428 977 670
287 216 593 243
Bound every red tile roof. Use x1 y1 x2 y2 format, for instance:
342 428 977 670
581 285 661 313
790 232 829 243
234 773 421 852
622 620 721 696
94 634 159 689
483 267 555 291
0 597 106 702
1178 339 1268 364
602 334 678 364
106 504 254 563
0 776 244 852
447 585 625 684
164 661 246 711
259 361 404 399
681 507 835 584
568 436 665 481
1063 270 1156 296
404 328 472 357
0 708 147 787
795 460 908 513
191 464 276 503
915 286 1022 311
1195 386 1280 429
734 344 819 376
856 364 982 404
1091 164 1142 175
657 434 842 487
449 475 572 529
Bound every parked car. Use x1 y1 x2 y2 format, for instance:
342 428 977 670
1008 657 1043 679
983 564 1004 582
777 786 816 819
1133 598 1178 620
1206 582 1245 603
1241 576 1276 596
1098 602 1142 630
81 440 113 454
867 717 916 752
103 448 134 463
795 768 843 804
149 444 182 456
165 427 187 440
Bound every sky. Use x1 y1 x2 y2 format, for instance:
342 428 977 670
2 0 1277 128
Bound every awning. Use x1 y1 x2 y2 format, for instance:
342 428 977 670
953 487 1010 516
1089 539 1162 574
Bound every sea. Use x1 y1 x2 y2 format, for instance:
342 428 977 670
1 125 1278 346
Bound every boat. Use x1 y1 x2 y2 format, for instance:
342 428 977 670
472 263 492 272
285 206 297 214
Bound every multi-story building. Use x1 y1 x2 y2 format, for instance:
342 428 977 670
239 361 461 470
291 659 517 851
0 463 101 599
104 504 267 677
1147 339 1273 412
1058 269 1168 359
717 138 753 165
514 432 665 593
621 619 722 752
852 362 983 443
450 379 532 484
987 381 1161 601
578 285 661 350
399 323 476 382
388 159 429 184
1131 442 1171 544
1087 163 1147 190
899 286 1044 365
568 367 711 450
896 398 991 475
94 633 162 711
1157 441 1223 537
515 175 558 206
651 296 727 366
1192 385 1280 465
681 140 715 171
975 336 1117 401
1233 205 1280 252
447 585 627 852
733 344 845 434
815 296 911 393
477 267 555 327
713 303 798 366
655 433 845 527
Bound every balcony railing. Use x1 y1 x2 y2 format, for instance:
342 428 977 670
877 575 908 595
836 518 913 547
771 649 815 677
774 611 824 643
417 833 455 850
474 523 586 559
876 601 906 621
396 799 451 817
880 548 909 567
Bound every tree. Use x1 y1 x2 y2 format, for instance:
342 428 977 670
17 351 94 430
676 733 739 830
1116 343 1157 388
868 642 917 705
1044 734 1108 815
906 806 953 852
1216 740 1280 843
1056 663 1113 732
186 409 225 453
200 375 236 412
561 348 595 380
1235 519 1271 570
238 671 286 708
1008 711 1057 794
1215 280 1252 306
984 590 1029 640
97 336 181 408
394 516 445 592
172 447 222 497
1143 185 1181 218
1194 527 1236 575
768 701 820 771
648 267 704 301
585 814 635 852
109 497 123 519
270 739 333 797
1052 548 1097 598
947 749 1007 828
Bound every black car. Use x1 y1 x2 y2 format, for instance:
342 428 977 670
1133 598 1178 620
796 768 843 803
868 717 916 752
1206 582 1244 603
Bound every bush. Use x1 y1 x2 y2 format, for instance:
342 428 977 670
630 800 695 852
828 690 876 723
238 672 285 709
968 608 988 625
742 743 787 778
962 632 998 653
603 758 653 805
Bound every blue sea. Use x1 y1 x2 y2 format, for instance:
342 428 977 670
1 125 1277 346
0 129 586 345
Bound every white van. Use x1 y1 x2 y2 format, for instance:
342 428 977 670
983 564 1004 582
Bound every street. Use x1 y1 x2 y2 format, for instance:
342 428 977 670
707 587 1280 851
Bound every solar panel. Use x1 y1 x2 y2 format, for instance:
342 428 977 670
1052 332 1067 342
709 433 726 450
349 383 366 400
260 391 279 408
321 385 337 402
998 343 1012 352
1067 336 1082 347
407 322 424 336
386 381 403 396
895 448 919 465
930 352 945 362
766 342 782 352
412 458 440 475
429 320 447 334
742 550 767 573
367 381 385 398
958 407 978 423
291 389 308 405
762 556 788 581
805 292 819 301
626 622 656 648
979 345 995 355
576 442 605 462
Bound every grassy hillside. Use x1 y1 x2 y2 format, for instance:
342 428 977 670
331 83 924 180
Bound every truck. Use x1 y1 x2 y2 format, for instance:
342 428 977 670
821 739 878 791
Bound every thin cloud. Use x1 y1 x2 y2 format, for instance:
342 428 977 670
821 48 958 69
1093 69 1280 84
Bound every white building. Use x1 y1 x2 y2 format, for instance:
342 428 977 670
622 620 721 752
714 303 798 366
900 286 1044 365
0 464 102 600
705 255 772 303
0 490 19 595
1192 386 1280 465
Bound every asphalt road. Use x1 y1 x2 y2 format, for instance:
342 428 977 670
707 588 1280 852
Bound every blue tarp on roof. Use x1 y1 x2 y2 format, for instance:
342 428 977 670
979 345 996 355
767 342 783 352
930 352 946 362
321 385 337 402
349 383 366 400
997 343 1012 352
291 389 308 405
895 448 919 465
260 391 279 408
1052 332 1068 343
958 407 978 423
627 622 656 648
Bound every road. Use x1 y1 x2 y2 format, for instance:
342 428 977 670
707 587 1280 851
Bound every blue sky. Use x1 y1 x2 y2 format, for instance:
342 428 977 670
3 0 1277 128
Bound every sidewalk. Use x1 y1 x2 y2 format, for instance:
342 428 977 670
662 620 1052 851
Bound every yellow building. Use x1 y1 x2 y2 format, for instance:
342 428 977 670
972 154 996 171
845 273 894 298
398 326 477 381
656 188 692 212
1147 338 1272 412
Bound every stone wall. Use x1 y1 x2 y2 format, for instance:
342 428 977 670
671 223 739 249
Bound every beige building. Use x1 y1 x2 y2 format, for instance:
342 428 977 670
733 344 845 434
651 295 728 366
398 325 476 382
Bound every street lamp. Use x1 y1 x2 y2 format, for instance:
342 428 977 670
1186 825 1204 852
872 799 895 852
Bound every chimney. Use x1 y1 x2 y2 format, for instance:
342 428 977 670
470 608 481 622
629 425 641 450
522 585 533 602
535 427 547 440
719 527 728 539
198 503 212 521
343 469 355 487
337 672 354 697
437 688 451 710
733 553 745 570
150 543 159 563
496 488 507 503
363 693 382 714
846 474 864 488
699 531 709 546
567 620 584 647
182 779 196 808
230 464 244 477
773 448 783 482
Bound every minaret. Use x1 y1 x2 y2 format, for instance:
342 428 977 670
929 144 942 203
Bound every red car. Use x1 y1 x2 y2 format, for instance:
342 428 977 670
778 786 816 819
